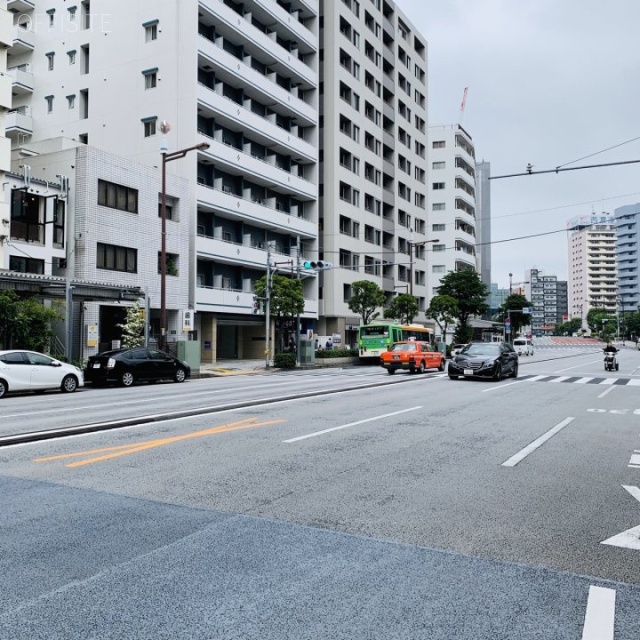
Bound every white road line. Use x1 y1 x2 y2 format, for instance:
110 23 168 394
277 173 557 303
481 381 522 392
525 375 549 382
623 485 640 504
557 359 603 372
629 454 640 466
501 417 575 467
627 378 640 386
581 585 615 640
598 386 616 398
283 406 423 443
574 377 592 384
548 376 571 383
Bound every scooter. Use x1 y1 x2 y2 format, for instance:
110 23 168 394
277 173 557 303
603 350 619 371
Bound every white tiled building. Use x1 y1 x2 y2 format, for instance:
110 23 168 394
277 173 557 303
567 213 617 328
318 0 430 344
5 0 319 361
427 124 478 300
0 0 13 267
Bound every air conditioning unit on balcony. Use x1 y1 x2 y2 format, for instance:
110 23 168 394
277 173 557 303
222 185 232 194
222 277 232 290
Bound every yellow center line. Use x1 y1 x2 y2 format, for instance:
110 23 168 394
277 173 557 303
32 417 285 468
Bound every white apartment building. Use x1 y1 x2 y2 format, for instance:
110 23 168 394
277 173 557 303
567 213 617 328
0 0 13 266
475 160 491 295
614 203 640 314
427 124 478 300
6 0 319 361
318 0 429 343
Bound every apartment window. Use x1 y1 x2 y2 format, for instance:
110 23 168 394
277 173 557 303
45 95 54 113
157 252 179 276
53 200 65 247
9 256 45 274
98 179 139 213
432 182 445 190
432 161 446 170
67 49 76 64
142 117 157 137
432 203 446 211
97 243 138 273
432 140 445 149
142 68 158 89
143 20 158 42
45 52 55 70
158 200 175 221
10 190 44 245
67 6 77 21
67 94 75 109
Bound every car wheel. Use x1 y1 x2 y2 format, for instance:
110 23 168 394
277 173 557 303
387 368 395 375
61 375 78 393
416 361 425 374
438 359 445 372
120 371 135 387
0 379 7 398
615 363 619 371
492 364 503 381
448 374 458 380
511 363 519 378
174 368 186 383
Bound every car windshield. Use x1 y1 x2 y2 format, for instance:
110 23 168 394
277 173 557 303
514 340 526 346
391 343 416 352
462 343 500 357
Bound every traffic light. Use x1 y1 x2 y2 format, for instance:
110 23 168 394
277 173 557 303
303 260 333 271
253 301 260 314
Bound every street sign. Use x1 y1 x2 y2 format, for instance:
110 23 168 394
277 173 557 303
522 307 532 314
505 321 511 334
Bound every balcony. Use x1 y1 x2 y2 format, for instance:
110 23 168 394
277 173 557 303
197 183 316 238
7 0 35 12
197 84 315 162
7 65 33 95
0 72 11 110
5 106 33 137
10 22 34 55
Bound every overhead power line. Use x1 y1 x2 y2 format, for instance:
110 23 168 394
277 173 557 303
490 158 640 180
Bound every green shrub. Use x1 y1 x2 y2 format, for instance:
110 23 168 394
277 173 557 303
274 352 296 369
315 348 358 358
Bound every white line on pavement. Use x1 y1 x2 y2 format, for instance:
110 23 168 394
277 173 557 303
501 417 575 467
557 359 603 372
482 381 522 392
283 406 423 443
598 386 617 398
548 376 571 383
581 585 615 640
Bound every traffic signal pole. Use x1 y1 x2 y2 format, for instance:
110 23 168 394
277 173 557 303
265 245 271 369
296 235 301 365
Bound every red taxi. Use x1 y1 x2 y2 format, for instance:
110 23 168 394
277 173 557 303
380 341 446 375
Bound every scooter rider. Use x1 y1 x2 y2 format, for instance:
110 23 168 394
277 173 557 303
603 341 618 353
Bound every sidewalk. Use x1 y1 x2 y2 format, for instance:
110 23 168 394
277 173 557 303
198 359 269 377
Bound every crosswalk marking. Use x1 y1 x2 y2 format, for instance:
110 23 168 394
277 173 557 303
519 374 639 386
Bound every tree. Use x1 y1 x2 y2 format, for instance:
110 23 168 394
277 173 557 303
436 270 489 343
347 280 386 325
384 294 419 324
0 290 62 351
425 295 459 342
586 307 616 338
552 318 582 336
499 293 532 338
254 274 304 353
117 300 146 348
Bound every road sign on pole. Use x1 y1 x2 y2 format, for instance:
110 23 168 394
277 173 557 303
505 321 511 334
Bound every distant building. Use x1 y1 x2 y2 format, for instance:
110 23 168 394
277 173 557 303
567 213 617 331
524 268 568 335
614 203 640 314
476 161 492 297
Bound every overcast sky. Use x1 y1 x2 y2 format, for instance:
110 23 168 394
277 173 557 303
397 0 640 289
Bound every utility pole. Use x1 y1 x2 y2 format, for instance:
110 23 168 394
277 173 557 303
295 235 301 365
265 245 271 369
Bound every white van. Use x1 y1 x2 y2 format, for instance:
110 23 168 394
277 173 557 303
513 337 534 356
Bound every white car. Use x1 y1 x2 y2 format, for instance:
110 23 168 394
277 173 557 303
513 337 534 356
0 350 84 398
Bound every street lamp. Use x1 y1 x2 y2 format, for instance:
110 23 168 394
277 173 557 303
509 272 513 295
408 237 439 295
160 121 210 348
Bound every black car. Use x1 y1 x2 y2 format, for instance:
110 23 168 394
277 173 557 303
85 347 191 387
448 342 518 381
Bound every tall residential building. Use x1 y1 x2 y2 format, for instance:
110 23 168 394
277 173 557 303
0 0 13 267
614 203 640 314
6 0 320 361
428 124 478 300
524 268 568 335
318 0 429 344
567 213 617 330
475 160 491 298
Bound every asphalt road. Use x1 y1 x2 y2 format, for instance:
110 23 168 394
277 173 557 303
1 343 639 638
